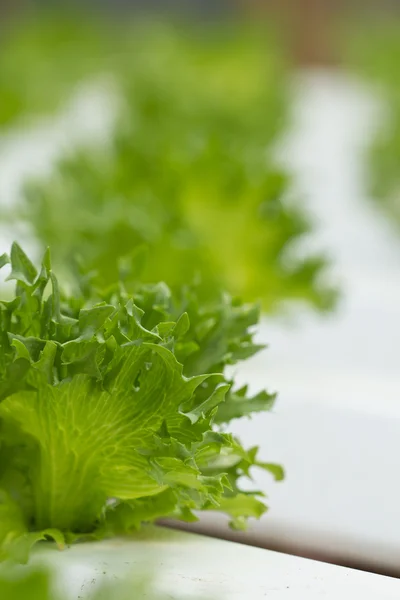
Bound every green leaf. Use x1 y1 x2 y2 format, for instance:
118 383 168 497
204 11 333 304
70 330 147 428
257 462 285 482
0 254 9 270
214 493 268 531
173 312 190 338
49 273 77 327
78 304 115 340
101 490 178 534
5 529 65 565
6 243 37 285
0 490 27 561
34 342 58 383
0 359 31 402
215 387 276 424
9 335 46 362
183 382 230 425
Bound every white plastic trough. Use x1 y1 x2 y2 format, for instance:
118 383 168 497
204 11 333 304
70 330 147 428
26 529 400 599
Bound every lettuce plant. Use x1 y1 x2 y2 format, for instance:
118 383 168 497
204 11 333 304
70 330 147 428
0 243 281 562
20 21 335 312
0 10 335 311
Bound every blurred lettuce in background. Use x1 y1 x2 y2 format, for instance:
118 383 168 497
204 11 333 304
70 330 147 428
3 10 336 312
344 17 400 223
0 9 115 128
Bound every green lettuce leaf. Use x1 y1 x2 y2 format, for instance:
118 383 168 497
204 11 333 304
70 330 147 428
0 243 280 560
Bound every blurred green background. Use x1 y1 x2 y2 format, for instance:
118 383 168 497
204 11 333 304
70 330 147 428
0 3 339 313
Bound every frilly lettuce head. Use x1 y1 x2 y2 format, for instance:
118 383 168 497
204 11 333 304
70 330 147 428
0 243 282 562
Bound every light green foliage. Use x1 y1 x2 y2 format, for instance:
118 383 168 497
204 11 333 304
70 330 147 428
18 17 335 311
0 568 52 600
0 243 280 561
345 19 400 219
0 9 112 127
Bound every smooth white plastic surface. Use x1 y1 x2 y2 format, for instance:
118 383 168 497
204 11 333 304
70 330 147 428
31 531 400 599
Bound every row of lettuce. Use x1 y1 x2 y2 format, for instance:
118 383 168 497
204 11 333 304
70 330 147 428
3 10 400 231
8 5 400 578
1 5 399 596
0 11 337 569
0 12 323 568
1 10 335 311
